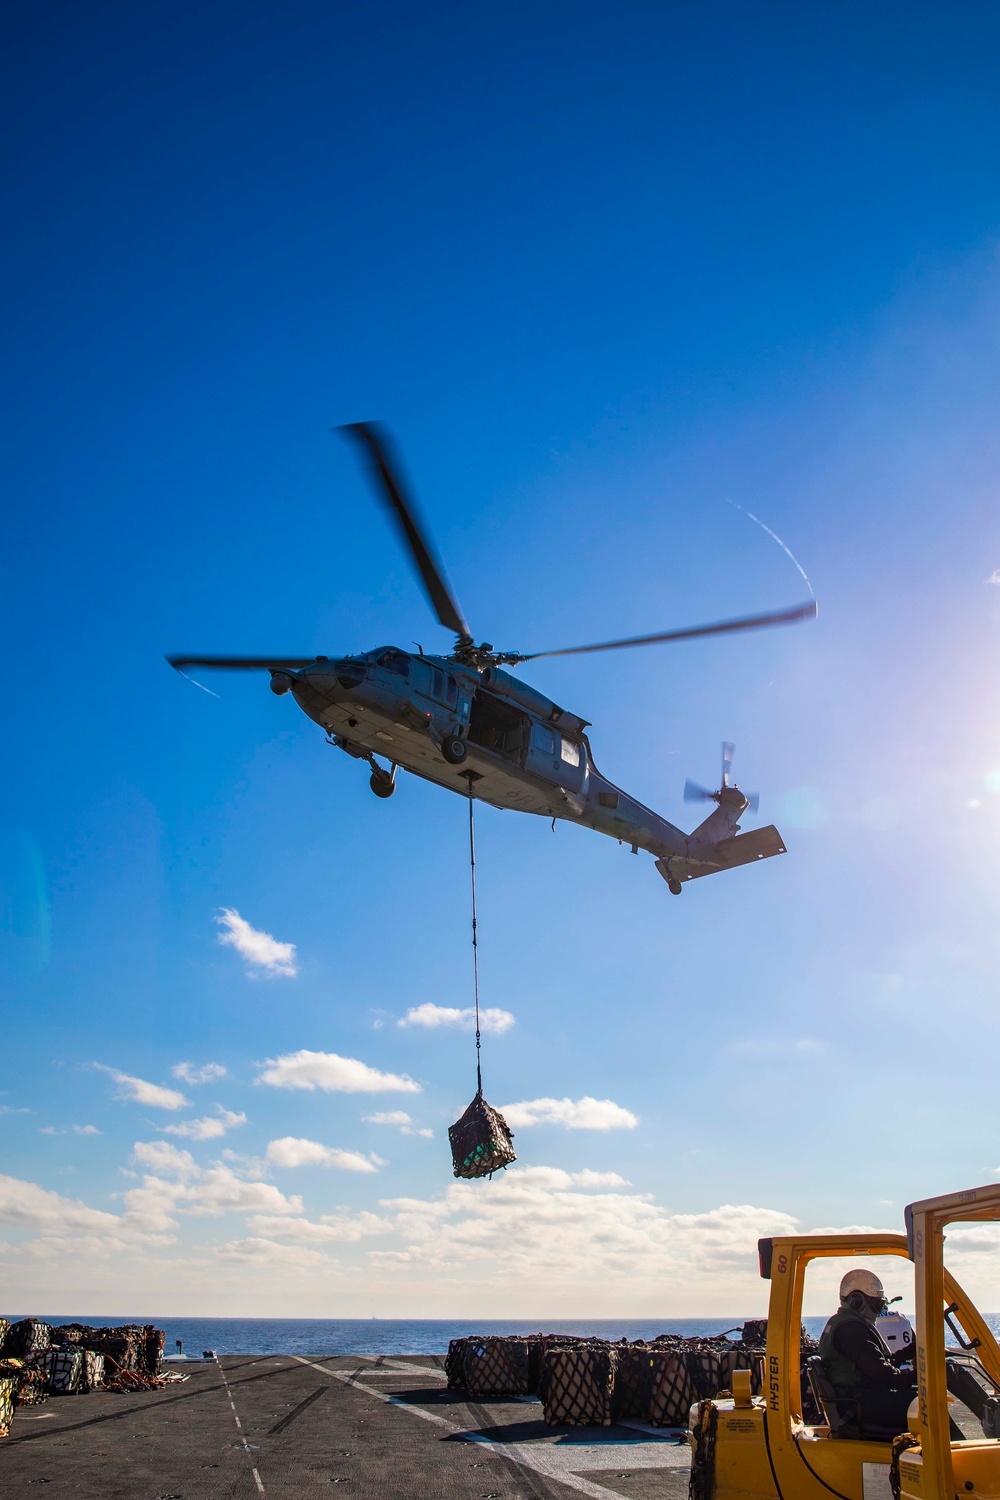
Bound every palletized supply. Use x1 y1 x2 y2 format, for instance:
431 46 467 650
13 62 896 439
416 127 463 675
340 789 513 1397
142 1325 165 1379
463 1337 529 1397
684 1347 722 1400
613 1347 656 1420
92 1331 138 1374
741 1318 767 1346
52 1324 86 1344
448 1091 516 1179
446 1339 467 1388
3 1320 51 1357
648 1350 695 1427
0 1376 16 1438
717 1347 762 1395
79 1350 105 1392
30 1347 83 1394
542 1346 616 1426
0 1358 47 1407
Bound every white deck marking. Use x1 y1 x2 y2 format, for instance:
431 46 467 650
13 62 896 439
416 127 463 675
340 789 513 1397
214 1356 266 1495
292 1356 689 1498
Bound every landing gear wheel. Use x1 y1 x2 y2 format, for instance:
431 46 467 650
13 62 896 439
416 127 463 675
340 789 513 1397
370 773 395 799
667 878 683 895
441 735 468 766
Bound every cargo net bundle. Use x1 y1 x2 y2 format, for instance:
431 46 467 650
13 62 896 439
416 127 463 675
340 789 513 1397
448 1092 516 1180
0 1320 168 1433
446 1322 818 1429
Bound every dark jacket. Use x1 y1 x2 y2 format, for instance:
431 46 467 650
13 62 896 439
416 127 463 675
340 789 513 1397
818 1306 913 1395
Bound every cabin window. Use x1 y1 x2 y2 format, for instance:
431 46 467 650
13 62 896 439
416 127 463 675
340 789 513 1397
533 724 557 756
445 675 457 708
560 737 581 767
377 650 410 678
431 667 444 698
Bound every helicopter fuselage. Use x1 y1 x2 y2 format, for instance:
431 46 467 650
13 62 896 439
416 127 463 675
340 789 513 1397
274 647 786 888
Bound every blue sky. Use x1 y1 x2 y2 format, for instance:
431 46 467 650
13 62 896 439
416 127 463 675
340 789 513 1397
3 0 1000 1316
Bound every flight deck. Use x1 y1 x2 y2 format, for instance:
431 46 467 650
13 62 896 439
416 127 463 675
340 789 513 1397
0 1352 694 1500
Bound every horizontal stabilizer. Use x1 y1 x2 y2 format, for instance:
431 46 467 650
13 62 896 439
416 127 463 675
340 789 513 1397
655 824 786 886
710 824 786 870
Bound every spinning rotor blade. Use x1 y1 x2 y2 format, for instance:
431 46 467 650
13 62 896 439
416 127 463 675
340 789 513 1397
721 741 735 788
167 655 319 670
684 779 716 803
341 422 472 644
513 599 817 662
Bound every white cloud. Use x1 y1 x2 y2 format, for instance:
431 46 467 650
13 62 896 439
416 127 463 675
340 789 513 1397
0 1174 121 1234
248 1211 393 1243
40 1124 101 1137
256 1050 420 1094
499 1096 638 1130
988 569 1000 585
265 1137 383 1173
162 1109 247 1141
132 1141 198 1177
399 1003 515 1035
571 1169 630 1188
216 1237 327 1266
172 1062 227 1085
364 1110 433 1139
95 1066 189 1111
215 908 297 977
122 1147 303 1233
367 1167 798 1312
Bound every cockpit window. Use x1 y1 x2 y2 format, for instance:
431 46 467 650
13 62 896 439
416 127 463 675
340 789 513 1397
377 650 410 678
334 659 366 689
560 737 582 767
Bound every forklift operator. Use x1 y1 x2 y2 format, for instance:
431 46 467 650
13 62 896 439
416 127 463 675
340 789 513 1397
820 1269 999 1437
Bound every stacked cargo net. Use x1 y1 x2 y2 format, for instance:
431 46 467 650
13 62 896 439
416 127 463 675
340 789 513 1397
444 1323 815 1429
462 1337 531 1397
0 1319 168 1429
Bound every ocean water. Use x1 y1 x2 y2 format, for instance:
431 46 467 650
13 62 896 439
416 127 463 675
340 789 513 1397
10 1313 1000 1357
7 1315 830 1357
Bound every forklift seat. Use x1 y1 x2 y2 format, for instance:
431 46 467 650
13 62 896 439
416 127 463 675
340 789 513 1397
804 1356 903 1442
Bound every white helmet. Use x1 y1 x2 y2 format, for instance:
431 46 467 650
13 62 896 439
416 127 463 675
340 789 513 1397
840 1269 886 1305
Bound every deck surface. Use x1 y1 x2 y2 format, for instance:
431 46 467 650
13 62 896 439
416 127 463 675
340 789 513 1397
0 1354 693 1499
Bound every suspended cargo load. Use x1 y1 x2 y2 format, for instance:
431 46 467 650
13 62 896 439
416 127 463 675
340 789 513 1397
448 1091 516 1179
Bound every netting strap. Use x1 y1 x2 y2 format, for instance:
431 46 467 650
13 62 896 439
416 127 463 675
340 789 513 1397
467 782 482 1093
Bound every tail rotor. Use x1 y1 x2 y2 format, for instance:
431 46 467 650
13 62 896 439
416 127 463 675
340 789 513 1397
684 742 759 815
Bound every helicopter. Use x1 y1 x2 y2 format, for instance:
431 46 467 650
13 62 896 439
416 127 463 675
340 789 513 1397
169 423 816 894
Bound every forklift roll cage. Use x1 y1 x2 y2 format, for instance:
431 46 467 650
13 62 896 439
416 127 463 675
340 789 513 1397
746 1183 1000 1500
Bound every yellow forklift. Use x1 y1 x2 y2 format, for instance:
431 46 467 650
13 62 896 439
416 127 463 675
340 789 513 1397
691 1183 1000 1500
